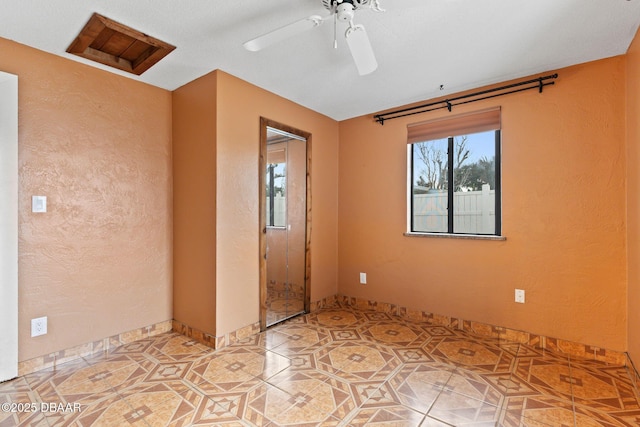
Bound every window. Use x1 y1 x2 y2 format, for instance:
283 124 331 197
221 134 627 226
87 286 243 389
266 149 287 228
408 108 501 236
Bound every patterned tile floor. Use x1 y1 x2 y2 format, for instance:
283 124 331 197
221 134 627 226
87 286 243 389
2 304 640 426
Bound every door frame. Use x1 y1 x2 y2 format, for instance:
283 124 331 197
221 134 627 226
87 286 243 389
259 117 311 331
0 71 19 382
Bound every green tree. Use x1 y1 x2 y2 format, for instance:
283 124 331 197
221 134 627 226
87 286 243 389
455 156 495 191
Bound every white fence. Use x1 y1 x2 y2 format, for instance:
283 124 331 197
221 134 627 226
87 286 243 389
266 195 286 227
413 184 495 234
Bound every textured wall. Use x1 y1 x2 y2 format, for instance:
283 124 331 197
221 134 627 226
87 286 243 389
215 71 339 336
0 38 172 361
172 72 217 336
171 70 339 338
338 58 627 351
627 28 640 363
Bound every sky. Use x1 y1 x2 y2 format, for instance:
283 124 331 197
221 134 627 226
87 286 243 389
412 129 497 186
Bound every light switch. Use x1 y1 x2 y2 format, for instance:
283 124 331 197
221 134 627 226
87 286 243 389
32 196 47 213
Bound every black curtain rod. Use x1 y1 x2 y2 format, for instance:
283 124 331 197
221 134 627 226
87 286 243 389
373 73 558 125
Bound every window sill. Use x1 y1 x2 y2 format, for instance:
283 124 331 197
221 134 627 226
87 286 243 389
404 232 506 241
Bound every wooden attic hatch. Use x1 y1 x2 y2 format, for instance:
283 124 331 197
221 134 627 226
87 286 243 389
67 13 175 75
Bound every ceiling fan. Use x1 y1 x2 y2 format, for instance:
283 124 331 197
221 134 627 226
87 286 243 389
243 0 385 76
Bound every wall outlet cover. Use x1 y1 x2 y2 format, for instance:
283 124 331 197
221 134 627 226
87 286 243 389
31 316 47 337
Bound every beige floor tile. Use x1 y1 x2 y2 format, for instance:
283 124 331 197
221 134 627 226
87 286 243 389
5 303 640 426
428 388 503 426
342 403 427 426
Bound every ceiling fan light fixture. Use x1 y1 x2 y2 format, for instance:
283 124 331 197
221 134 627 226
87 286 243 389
337 3 355 22
243 0 382 76
345 24 378 75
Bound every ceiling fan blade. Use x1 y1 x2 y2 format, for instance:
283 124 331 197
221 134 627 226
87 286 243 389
243 15 324 52
345 24 377 76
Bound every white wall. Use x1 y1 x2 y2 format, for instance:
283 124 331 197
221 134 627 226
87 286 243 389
0 72 18 382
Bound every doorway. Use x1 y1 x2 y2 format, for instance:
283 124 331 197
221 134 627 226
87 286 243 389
259 118 311 330
0 71 18 382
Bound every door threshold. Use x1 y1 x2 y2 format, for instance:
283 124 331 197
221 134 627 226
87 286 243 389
266 310 307 329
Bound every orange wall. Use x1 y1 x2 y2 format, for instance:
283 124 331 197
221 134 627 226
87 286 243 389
215 71 339 336
172 70 339 338
627 28 640 363
338 58 627 351
172 72 217 335
3 27 635 363
0 38 173 361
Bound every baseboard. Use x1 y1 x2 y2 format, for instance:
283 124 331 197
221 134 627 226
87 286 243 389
310 294 338 312
171 319 260 350
626 353 640 395
18 320 172 376
19 296 628 378
333 294 627 366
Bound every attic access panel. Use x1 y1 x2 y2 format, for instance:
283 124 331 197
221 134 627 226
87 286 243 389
66 13 175 75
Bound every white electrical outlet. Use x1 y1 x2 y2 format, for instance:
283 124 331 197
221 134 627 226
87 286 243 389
515 289 525 304
359 272 367 285
31 316 47 337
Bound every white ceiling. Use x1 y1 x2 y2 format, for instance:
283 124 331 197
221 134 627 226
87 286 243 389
2 0 639 121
